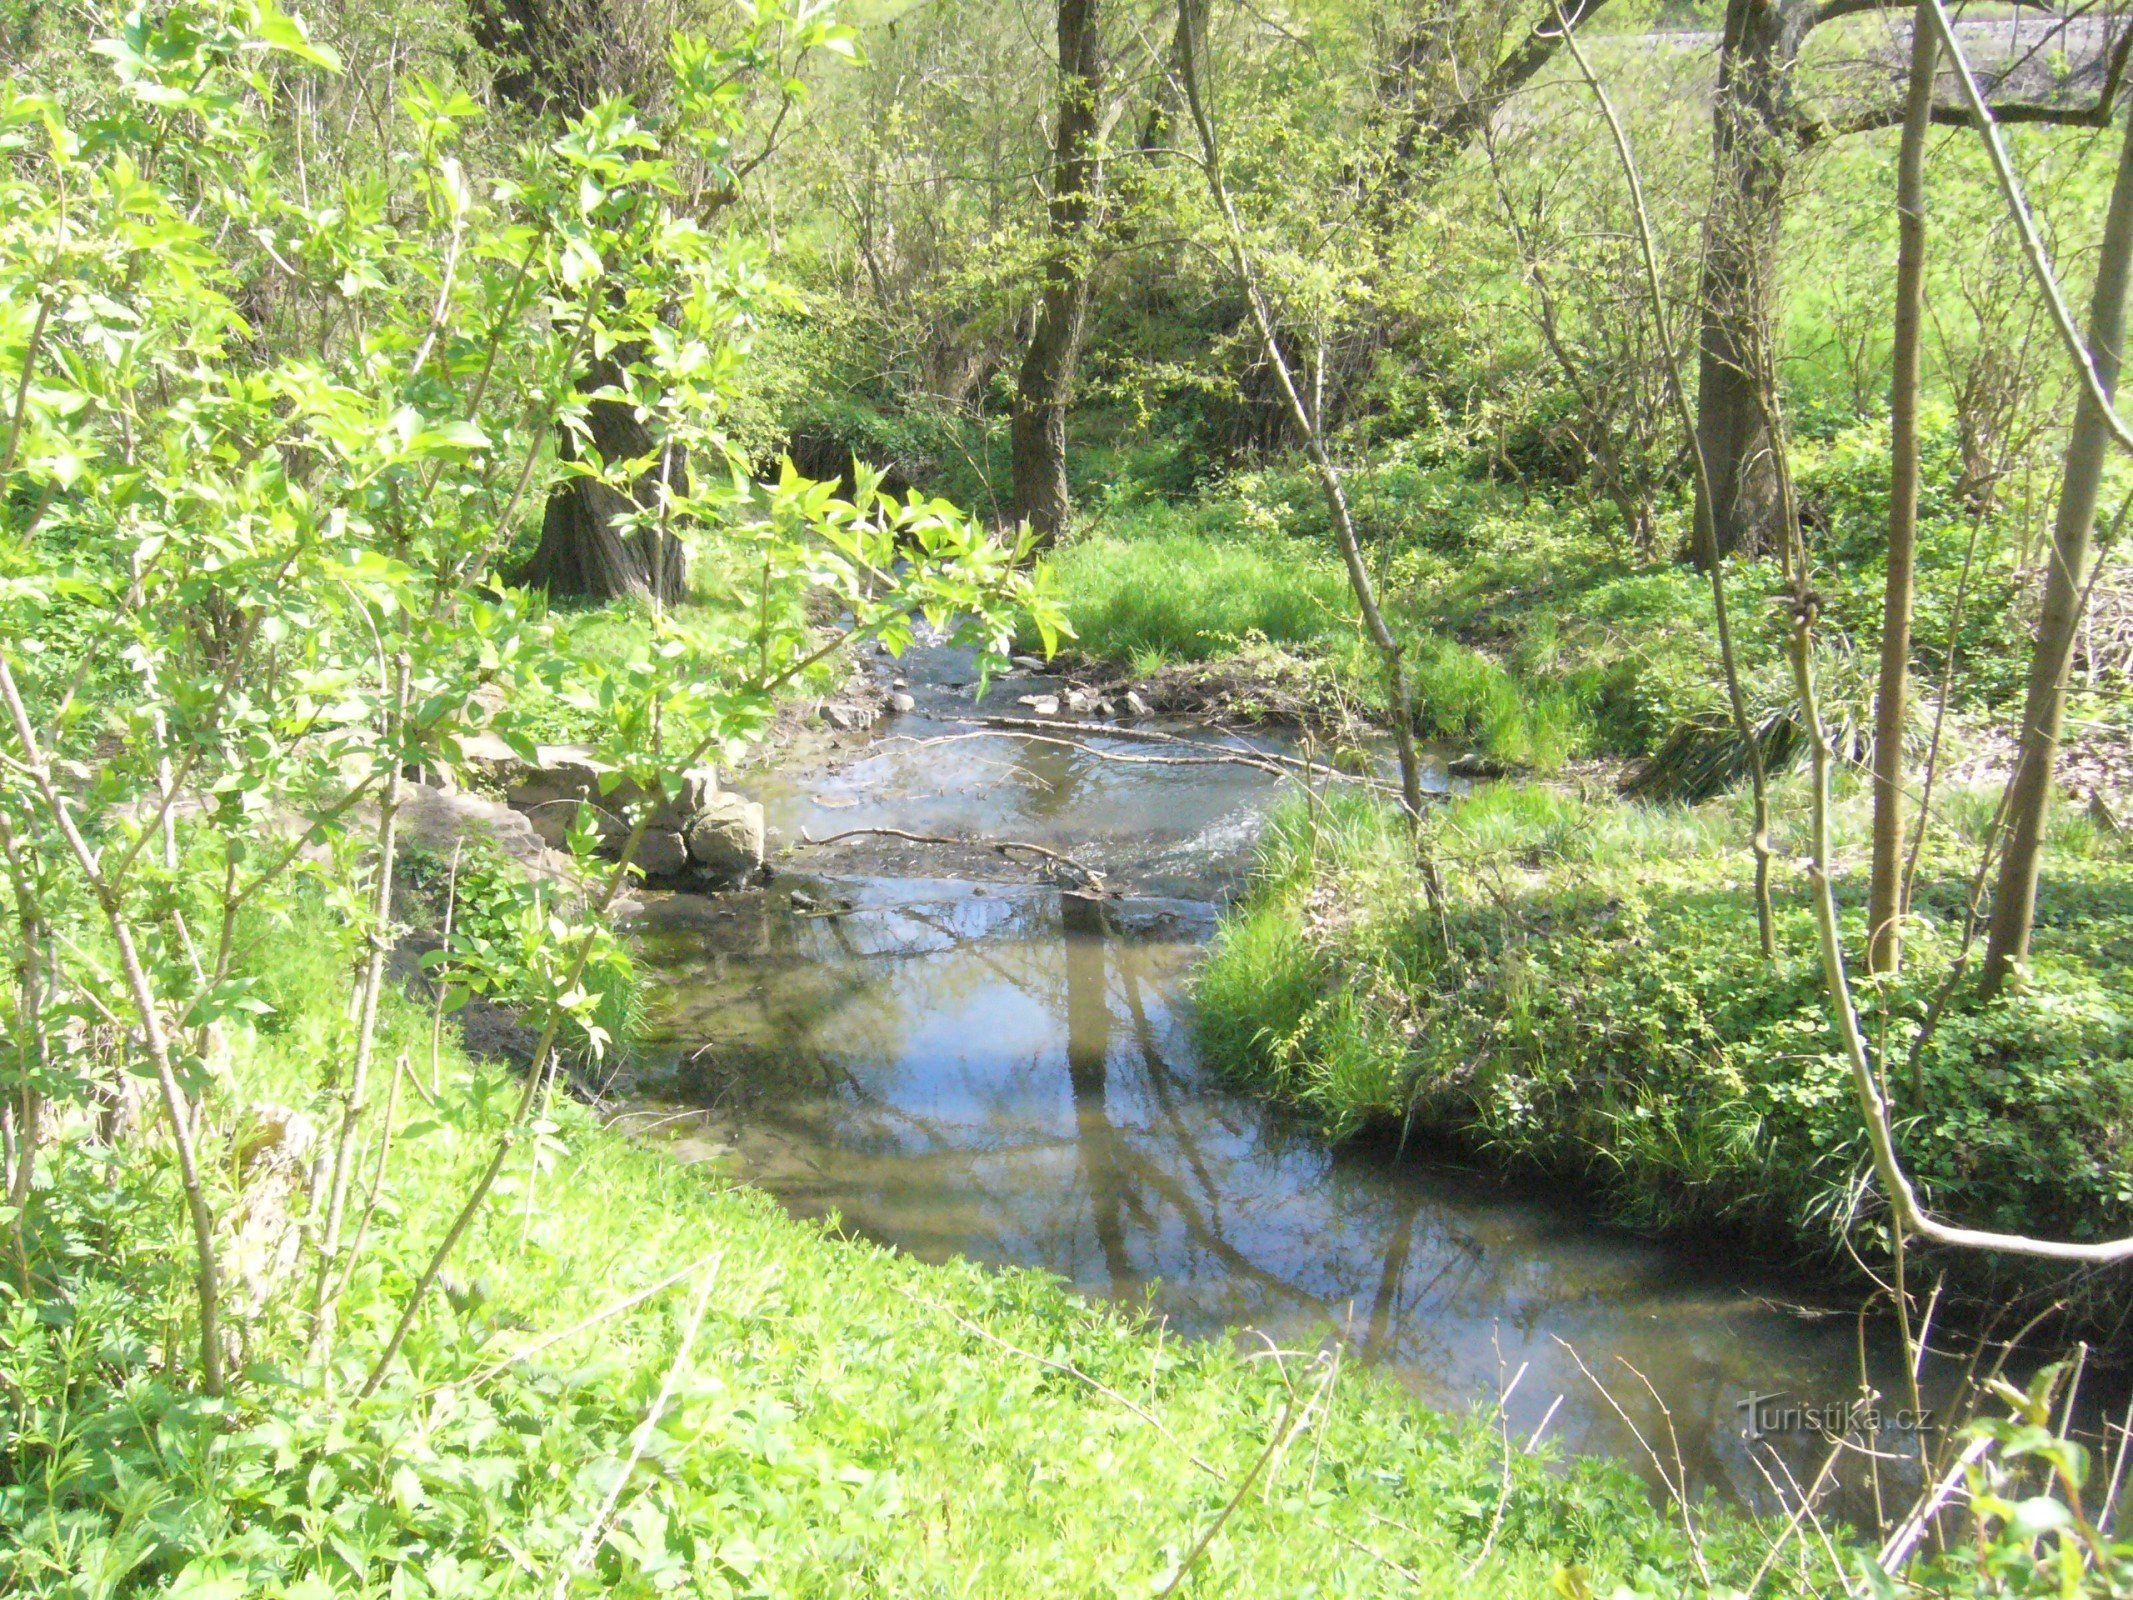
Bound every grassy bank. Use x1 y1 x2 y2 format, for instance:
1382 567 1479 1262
8 896 1799 1598
1026 421 2102 784
1195 781 2133 1329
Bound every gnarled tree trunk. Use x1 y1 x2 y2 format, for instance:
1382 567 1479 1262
1010 0 1106 545
516 352 689 604
469 0 689 602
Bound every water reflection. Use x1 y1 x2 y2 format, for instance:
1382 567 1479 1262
631 878 1952 1515
622 658 1989 1516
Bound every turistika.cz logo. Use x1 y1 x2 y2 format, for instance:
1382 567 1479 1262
1736 1391 1936 1442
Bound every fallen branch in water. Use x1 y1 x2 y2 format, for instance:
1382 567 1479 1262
800 824 1111 895
960 714 1380 785
899 726 1425 807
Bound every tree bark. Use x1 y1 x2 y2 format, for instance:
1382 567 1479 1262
1691 0 1810 565
1384 0 1619 174
1010 0 1106 546
1867 3 1938 976
1980 105 2133 997
516 353 689 604
469 0 689 603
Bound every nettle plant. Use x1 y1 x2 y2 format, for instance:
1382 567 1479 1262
0 0 1052 1398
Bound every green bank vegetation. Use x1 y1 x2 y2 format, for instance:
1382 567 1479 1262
1197 783 2133 1317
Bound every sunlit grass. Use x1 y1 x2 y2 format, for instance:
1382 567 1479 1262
1028 522 1356 663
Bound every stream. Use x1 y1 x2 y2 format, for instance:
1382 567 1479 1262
617 640 1968 1517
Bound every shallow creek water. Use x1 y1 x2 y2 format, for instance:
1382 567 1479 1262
619 642 1963 1515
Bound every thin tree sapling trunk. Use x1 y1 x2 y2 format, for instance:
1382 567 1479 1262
1868 0 1939 976
1981 103 2133 996
1556 6 1776 958
1172 0 1428 825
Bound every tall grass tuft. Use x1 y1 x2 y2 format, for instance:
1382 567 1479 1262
1027 522 1354 664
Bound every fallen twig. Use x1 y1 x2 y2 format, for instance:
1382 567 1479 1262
457 1250 723 1392
551 1260 719 1598
949 717 1428 802
902 1287 1425 1585
801 825 1111 894
1157 1387 1300 1598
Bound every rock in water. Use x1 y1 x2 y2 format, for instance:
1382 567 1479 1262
674 765 719 816
1122 691 1151 718
486 738 716 848
387 780 577 886
890 692 917 714
1016 694 1061 716
685 794 767 884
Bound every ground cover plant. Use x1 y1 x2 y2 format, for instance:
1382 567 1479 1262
6 889 1797 1597
1196 783 2133 1321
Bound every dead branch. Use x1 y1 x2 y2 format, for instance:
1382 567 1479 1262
800 824 1112 894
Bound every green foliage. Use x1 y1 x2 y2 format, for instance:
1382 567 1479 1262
0 0 1048 1490
1197 783 2133 1324
1038 404 2073 791
1023 517 1353 666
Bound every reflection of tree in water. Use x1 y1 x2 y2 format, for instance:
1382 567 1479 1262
1013 731 1092 825
639 875 1893 1513
1064 895 1134 1295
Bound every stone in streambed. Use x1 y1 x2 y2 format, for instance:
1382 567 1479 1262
685 794 767 883
634 828 690 879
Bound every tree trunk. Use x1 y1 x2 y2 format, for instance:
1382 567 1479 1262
1980 105 2133 997
1140 0 1206 153
516 352 689 604
1010 0 1105 546
1691 0 1807 565
468 0 686 603
1867 3 1938 976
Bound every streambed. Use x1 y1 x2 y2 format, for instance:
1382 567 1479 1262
616 641 1958 1515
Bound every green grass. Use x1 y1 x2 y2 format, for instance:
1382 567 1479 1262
1195 779 2133 1332
1025 413 2063 785
1028 518 1357 668
5 890 1805 1598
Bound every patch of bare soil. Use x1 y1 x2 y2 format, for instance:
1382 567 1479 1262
1922 717 2133 829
